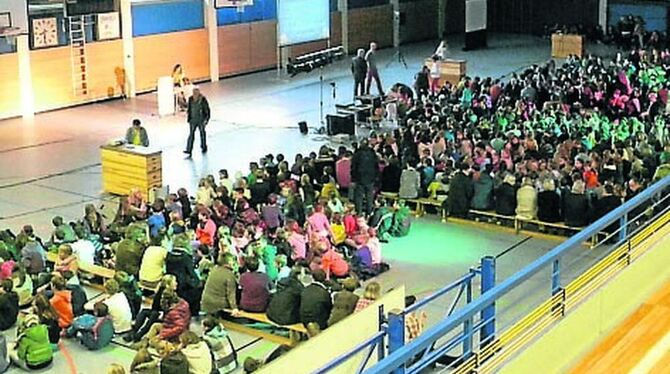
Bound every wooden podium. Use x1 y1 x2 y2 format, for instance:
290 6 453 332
551 34 583 58
425 58 467 86
101 144 162 199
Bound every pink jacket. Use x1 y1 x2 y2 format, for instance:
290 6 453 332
336 158 352 188
288 232 307 260
308 212 331 237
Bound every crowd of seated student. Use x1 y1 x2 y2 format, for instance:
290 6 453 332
0 138 417 372
2 42 670 372
400 46 670 229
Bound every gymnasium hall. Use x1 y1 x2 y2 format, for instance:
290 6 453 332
0 0 669 373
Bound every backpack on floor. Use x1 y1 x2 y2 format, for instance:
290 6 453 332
160 350 189 374
79 317 114 351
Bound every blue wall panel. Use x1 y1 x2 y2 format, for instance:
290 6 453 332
217 0 277 25
609 3 667 33
133 0 204 37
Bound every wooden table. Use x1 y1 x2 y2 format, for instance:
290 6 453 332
551 34 583 58
101 144 162 199
424 58 467 86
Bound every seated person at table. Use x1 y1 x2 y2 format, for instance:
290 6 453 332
0 279 19 331
125 119 149 147
239 256 271 313
66 302 114 351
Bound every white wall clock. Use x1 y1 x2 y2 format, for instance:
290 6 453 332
97 12 120 40
32 17 58 48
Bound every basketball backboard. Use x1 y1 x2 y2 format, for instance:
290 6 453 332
0 0 28 34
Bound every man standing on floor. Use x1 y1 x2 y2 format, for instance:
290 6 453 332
351 139 379 216
184 87 210 157
365 42 384 96
351 49 368 98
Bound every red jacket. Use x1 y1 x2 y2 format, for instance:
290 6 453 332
159 298 191 340
51 290 74 328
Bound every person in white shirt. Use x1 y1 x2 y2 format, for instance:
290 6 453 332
434 39 448 60
100 279 132 333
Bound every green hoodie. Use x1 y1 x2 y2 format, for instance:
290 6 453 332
18 324 53 367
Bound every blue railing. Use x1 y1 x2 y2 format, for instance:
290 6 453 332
315 269 481 373
367 175 670 374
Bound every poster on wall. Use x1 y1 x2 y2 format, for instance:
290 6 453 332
215 0 253 8
97 12 120 40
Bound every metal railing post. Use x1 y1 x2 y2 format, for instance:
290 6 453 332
619 213 628 242
463 276 474 357
551 259 561 295
480 256 496 346
387 310 406 374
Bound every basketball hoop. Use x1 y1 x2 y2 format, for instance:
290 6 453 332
0 27 22 46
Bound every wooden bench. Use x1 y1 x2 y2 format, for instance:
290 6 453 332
221 309 307 347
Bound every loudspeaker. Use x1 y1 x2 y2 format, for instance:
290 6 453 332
327 114 355 136
298 121 308 135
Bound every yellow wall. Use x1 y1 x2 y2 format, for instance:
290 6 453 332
29 39 124 113
501 226 670 374
261 286 406 374
134 29 210 92
0 53 21 118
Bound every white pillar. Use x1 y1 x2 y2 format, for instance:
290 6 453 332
120 0 136 97
438 0 446 38
391 0 400 48
338 0 349 54
599 0 608 30
204 0 219 82
17 35 34 118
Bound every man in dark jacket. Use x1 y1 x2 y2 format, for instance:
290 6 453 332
471 165 494 210
166 234 202 316
327 278 359 326
299 270 332 330
184 88 211 157
267 271 304 325
495 175 517 216
447 163 474 217
593 185 622 232
351 49 368 98
351 140 379 216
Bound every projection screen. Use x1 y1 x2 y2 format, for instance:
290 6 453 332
278 0 330 46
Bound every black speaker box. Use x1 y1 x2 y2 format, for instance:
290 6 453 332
298 121 308 135
327 114 355 136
